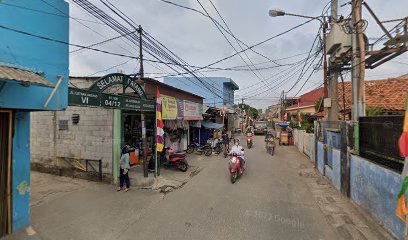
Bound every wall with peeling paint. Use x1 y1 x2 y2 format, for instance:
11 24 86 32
324 149 341 191
317 142 324 174
12 112 30 232
350 155 404 239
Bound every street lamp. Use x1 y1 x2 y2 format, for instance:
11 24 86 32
269 9 286 17
268 8 328 99
269 8 323 24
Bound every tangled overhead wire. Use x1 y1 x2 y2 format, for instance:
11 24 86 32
339 18 368 34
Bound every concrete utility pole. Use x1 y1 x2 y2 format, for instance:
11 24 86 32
351 0 366 153
355 0 366 117
351 0 366 122
328 0 339 126
138 25 149 178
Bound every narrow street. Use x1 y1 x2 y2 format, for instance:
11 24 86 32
117 135 340 240
9 136 393 240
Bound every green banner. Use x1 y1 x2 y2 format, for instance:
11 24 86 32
68 88 154 112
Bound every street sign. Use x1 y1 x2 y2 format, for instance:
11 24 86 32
68 88 154 112
88 73 147 99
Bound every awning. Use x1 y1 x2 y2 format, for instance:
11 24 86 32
202 121 224 129
0 65 53 88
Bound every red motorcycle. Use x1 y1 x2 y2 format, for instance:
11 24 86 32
165 148 188 172
247 136 253 149
228 153 245 183
148 147 188 172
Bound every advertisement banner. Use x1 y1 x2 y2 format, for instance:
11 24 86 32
177 99 184 120
184 100 203 120
161 95 178 120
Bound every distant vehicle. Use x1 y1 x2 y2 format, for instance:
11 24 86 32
254 121 267 135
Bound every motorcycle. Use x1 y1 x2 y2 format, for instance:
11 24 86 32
148 147 188 172
213 141 223 155
267 139 276 156
247 136 253 149
228 153 245 184
187 138 212 156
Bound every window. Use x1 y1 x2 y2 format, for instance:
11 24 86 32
59 120 68 131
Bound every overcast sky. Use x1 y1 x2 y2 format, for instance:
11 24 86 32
68 0 408 108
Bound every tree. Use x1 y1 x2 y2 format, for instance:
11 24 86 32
366 107 384 116
237 103 259 119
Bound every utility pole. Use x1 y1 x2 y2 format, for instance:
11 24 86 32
138 25 148 178
355 0 366 117
351 0 366 153
328 0 339 127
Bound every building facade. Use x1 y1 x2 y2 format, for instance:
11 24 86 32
31 76 203 183
163 77 239 108
0 0 69 236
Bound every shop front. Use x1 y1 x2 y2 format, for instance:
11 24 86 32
143 78 204 151
67 74 155 181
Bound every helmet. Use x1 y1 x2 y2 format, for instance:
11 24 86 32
234 138 240 145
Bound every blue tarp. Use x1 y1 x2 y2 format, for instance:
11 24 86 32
278 123 289 127
202 121 224 129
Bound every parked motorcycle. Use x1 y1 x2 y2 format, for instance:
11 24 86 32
148 147 188 172
228 153 245 183
213 141 223 155
187 139 212 156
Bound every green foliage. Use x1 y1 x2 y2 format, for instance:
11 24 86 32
289 112 314 133
238 103 259 119
315 98 323 112
366 107 384 116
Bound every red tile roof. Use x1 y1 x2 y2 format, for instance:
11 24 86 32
338 77 408 112
287 77 408 113
286 88 324 109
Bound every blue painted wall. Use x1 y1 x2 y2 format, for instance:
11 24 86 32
317 142 324 174
326 131 341 168
350 155 404 239
325 149 341 191
0 0 69 110
163 77 238 108
12 112 31 232
0 0 69 234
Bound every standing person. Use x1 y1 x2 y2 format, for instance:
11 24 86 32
222 131 229 150
118 146 130 192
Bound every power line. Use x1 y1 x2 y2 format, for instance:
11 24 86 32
77 0 224 98
40 0 138 59
158 0 282 66
1 2 102 24
196 0 271 91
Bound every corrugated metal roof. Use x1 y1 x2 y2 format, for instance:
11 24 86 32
0 65 53 87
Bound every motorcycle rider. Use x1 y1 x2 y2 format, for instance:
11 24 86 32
229 139 245 173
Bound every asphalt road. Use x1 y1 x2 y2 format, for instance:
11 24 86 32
116 135 339 240
17 135 385 240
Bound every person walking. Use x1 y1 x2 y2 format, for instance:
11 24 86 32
118 146 130 192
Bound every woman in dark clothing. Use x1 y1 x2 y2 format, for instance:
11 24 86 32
118 146 130 192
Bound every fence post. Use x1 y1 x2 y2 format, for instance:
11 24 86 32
99 160 102 181
340 122 350 197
